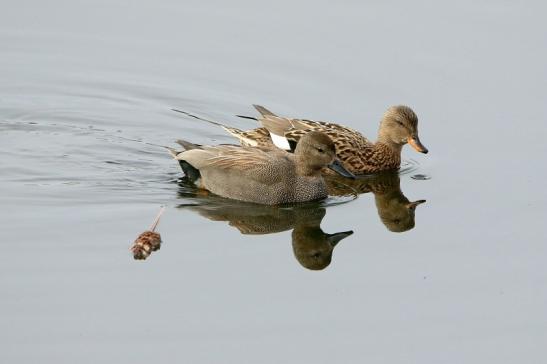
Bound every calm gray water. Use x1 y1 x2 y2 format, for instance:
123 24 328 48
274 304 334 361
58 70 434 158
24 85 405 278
1 1 546 363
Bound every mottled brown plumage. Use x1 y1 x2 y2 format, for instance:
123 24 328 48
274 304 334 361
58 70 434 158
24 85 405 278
223 105 428 174
169 132 354 205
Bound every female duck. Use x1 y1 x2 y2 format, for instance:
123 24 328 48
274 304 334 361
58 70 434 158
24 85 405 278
169 131 354 205
222 105 428 174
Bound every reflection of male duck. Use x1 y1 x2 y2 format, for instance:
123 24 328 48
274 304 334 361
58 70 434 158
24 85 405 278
177 187 352 270
290 208 352 270
325 171 425 232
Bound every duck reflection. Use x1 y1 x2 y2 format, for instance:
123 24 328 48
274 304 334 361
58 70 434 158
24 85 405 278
324 171 426 232
177 183 353 270
290 209 353 270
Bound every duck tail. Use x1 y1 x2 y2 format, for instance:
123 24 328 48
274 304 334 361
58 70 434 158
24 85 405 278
236 105 276 121
179 160 201 182
175 139 202 151
253 104 277 117
167 140 202 181
166 140 201 160
220 126 260 147
235 114 258 121
171 108 227 127
166 146 180 158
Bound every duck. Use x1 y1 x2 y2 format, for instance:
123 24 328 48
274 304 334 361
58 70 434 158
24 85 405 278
181 200 353 270
221 105 428 174
290 207 353 270
324 171 426 232
169 131 355 205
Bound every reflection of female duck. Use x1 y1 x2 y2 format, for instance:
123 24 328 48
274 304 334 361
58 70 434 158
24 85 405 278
177 188 352 270
325 171 425 232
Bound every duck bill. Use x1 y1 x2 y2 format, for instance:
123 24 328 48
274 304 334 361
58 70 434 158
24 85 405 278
328 159 355 179
406 199 426 209
408 136 428 154
327 230 354 248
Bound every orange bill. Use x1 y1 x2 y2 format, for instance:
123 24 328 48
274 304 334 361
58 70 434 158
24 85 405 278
408 136 428 154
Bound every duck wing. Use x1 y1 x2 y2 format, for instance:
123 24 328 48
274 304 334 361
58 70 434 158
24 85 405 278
176 145 291 183
221 126 273 147
287 119 370 146
259 115 371 158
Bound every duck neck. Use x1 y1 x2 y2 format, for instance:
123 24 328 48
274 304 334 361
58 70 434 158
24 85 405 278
376 134 403 155
295 155 321 177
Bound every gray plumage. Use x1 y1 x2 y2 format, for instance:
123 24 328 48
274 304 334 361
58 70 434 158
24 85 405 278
171 131 353 205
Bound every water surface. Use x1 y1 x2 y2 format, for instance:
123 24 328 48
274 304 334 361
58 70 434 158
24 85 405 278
1 1 546 363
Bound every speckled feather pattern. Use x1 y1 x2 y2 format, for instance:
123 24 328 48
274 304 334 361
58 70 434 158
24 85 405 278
173 134 335 205
223 126 274 147
225 106 411 174
279 119 401 173
228 122 400 174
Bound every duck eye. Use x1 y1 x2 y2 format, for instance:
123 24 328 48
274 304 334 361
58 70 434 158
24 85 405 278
317 148 324 153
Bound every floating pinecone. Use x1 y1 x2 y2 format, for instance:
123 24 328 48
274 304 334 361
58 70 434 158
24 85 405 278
131 207 165 260
132 231 162 260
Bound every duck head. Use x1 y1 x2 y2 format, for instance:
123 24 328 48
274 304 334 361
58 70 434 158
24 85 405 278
295 131 355 178
292 224 353 270
378 105 428 154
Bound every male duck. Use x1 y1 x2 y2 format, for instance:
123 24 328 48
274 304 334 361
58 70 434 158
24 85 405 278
169 131 354 205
